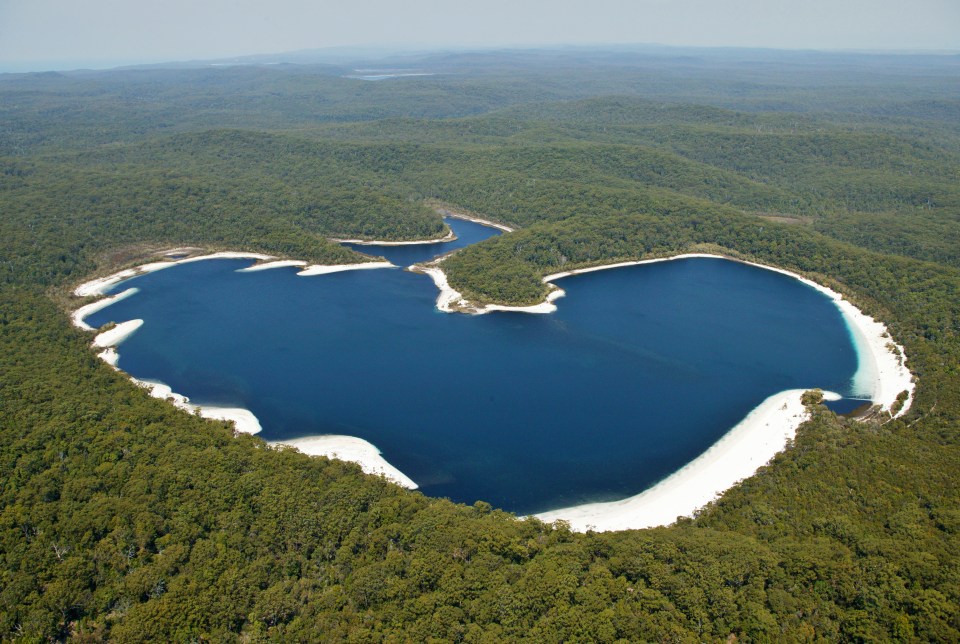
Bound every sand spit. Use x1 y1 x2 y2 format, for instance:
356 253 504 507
534 389 812 532
236 260 308 272
198 407 263 434
297 261 395 276
270 435 418 489
93 319 144 347
73 287 139 330
73 252 273 298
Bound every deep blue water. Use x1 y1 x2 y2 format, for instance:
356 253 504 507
343 217 500 266
86 218 860 514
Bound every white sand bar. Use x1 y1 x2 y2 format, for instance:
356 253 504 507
134 379 263 435
236 260 308 272
297 261 395 276
177 251 274 264
93 319 143 347
74 269 140 297
271 435 418 489
74 252 275 297
72 287 139 330
199 407 263 435
535 389 811 532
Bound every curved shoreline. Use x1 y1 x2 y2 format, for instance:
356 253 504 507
418 252 914 531
433 207 515 232
423 252 913 417
72 252 402 481
534 389 814 531
412 257 566 314
269 436 418 489
541 253 914 417
73 251 394 298
75 247 916 534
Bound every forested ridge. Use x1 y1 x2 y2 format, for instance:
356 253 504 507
1 49 959 640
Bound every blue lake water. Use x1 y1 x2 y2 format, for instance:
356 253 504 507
87 218 861 515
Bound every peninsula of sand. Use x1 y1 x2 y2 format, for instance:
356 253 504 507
74 241 914 533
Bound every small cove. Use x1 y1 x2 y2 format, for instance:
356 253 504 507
83 218 863 516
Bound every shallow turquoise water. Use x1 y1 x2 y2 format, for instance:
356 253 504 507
87 218 860 514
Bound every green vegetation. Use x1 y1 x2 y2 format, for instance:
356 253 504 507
1 49 959 640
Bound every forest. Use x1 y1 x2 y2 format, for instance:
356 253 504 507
1 48 959 640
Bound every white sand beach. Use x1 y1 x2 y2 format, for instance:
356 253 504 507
414 259 566 315
416 251 913 531
270 435 418 489
297 261 395 276
177 251 274 264
93 319 143 347
534 389 812 531
74 244 915 534
528 253 914 531
435 208 515 232
133 379 263 435
198 406 263 434
236 260 308 272
74 268 141 297
73 287 139 330
73 251 274 298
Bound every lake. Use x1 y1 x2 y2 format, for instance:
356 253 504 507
85 217 862 515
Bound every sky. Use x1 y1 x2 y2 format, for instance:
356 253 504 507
1 0 958 72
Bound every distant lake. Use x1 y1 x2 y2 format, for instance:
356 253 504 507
86 218 861 515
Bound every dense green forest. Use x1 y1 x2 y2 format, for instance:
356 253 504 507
1 48 959 640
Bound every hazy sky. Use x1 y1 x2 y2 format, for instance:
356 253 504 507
1 0 958 71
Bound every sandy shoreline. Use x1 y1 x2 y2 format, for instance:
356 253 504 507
416 251 913 531
541 253 913 417
413 257 566 314
535 389 814 531
74 243 915 534
72 250 410 483
296 261 394 276
236 259 308 272
72 287 140 330
421 251 912 417
270 435 418 489
135 379 263 435
434 208 515 232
